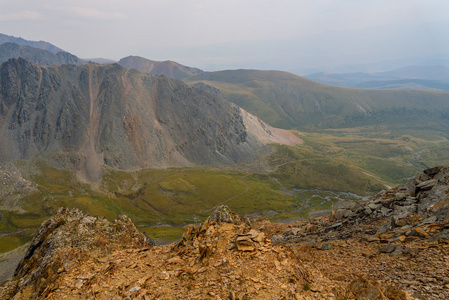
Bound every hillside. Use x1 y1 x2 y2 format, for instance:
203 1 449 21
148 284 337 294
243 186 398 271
0 43 84 66
118 56 203 80
0 33 66 54
188 69 449 131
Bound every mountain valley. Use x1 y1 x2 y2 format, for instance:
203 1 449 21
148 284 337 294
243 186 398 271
0 33 449 299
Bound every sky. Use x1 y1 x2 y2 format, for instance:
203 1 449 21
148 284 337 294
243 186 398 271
1 0 449 74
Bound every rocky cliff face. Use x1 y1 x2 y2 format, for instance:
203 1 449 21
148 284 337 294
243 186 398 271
0 58 301 181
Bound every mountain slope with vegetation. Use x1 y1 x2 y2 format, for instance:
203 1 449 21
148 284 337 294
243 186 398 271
187 69 449 131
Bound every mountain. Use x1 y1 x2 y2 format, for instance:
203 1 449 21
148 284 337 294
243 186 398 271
0 58 300 182
118 56 203 80
353 78 449 91
84 58 117 65
0 43 85 66
0 33 66 54
306 65 449 91
382 65 449 82
187 69 449 131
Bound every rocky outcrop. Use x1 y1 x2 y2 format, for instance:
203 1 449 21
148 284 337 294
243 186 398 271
0 58 301 181
278 166 449 242
0 208 145 299
271 167 449 299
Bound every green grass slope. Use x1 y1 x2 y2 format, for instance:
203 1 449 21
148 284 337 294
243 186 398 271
187 69 449 131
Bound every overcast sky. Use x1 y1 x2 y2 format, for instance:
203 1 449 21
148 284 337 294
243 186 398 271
1 0 449 74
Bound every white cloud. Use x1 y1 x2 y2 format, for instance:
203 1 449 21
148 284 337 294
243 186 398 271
0 10 43 21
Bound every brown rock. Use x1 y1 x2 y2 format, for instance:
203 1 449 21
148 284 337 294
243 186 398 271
348 277 387 300
397 235 406 242
235 235 255 252
412 227 430 238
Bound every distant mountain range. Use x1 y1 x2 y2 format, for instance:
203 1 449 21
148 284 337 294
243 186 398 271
118 56 203 80
0 42 85 66
306 65 449 91
0 33 66 54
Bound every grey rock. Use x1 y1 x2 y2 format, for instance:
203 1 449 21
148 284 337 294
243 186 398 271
210 205 250 225
377 216 397 234
394 193 406 201
379 244 397 253
419 216 438 226
142 232 156 246
335 209 351 220
270 235 284 245
393 205 416 219
128 286 141 293
379 207 392 217
429 229 449 242
320 243 332 250
367 203 380 210
329 222 342 229
423 166 442 177
416 179 437 191
391 244 403 256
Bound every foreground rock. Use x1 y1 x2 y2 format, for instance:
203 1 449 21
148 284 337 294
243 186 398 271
1 205 420 299
0 208 145 299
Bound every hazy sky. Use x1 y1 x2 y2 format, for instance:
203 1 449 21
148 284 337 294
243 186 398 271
1 0 449 74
